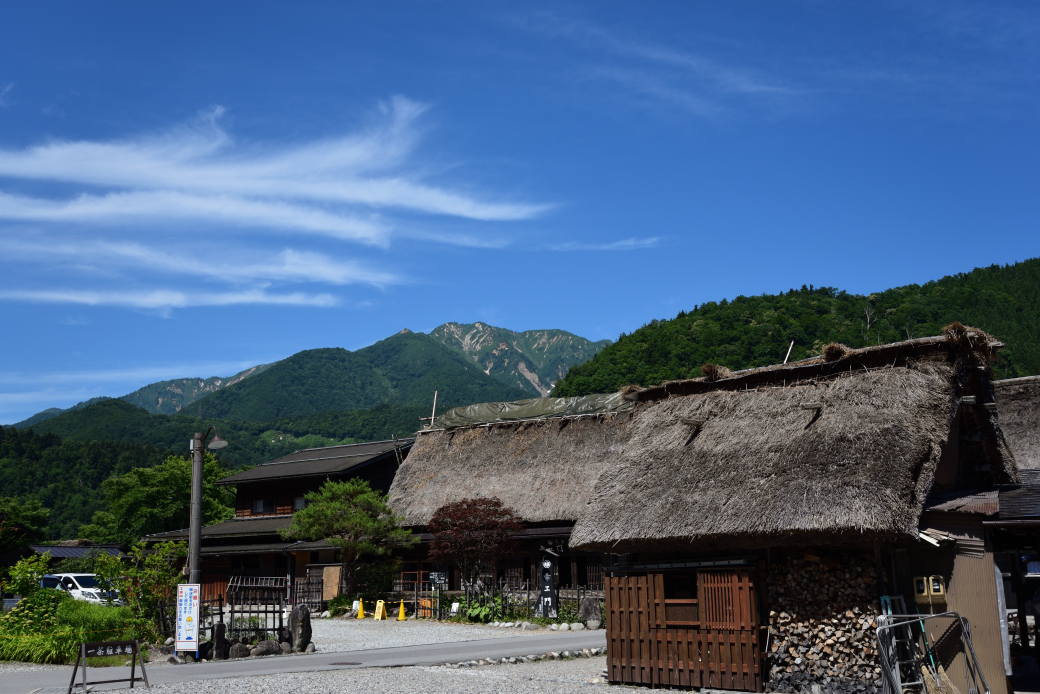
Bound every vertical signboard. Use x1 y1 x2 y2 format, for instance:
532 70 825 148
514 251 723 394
176 583 200 652
535 551 559 618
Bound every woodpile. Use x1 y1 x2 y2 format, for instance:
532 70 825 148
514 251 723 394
767 552 883 694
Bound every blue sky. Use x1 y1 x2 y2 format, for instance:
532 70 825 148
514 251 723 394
1 2 1038 423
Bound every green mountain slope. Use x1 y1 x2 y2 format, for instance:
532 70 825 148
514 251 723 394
190 332 529 421
554 259 1040 397
429 322 611 396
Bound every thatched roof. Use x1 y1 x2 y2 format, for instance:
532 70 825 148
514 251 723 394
389 328 1017 552
994 376 1040 469
388 413 630 526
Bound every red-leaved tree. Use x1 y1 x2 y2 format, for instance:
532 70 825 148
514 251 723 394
427 497 524 590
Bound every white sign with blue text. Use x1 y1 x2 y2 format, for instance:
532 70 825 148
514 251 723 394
175 583 201 652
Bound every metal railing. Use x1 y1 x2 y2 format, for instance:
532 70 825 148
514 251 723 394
877 612 989 694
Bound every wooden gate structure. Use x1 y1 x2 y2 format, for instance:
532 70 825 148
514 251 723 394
606 570 763 691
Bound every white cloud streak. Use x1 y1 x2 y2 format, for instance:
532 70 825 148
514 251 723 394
0 238 400 287
0 360 267 386
0 98 548 240
549 236 659 251
0 84 12 110
0 288 338 309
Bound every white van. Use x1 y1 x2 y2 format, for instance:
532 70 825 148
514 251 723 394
50 573 122 605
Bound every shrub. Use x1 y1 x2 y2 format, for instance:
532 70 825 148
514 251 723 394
0 590 145 663
5 553 51 597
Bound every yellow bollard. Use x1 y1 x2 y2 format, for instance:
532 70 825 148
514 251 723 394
357 599 365 619
398 599 406 621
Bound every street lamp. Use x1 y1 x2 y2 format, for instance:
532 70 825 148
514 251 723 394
188 427 227 585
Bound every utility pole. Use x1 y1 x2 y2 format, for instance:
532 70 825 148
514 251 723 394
187 427 227 585
188 432 205 585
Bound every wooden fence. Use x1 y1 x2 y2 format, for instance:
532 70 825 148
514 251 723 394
606 570 763 692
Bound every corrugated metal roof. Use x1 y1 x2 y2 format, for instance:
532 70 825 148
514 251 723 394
217 438 412 485
925 490 999 516
29 544 122 558
999 485 1040 519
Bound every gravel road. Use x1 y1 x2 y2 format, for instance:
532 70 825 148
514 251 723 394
148 656 608 693
309 618 521 653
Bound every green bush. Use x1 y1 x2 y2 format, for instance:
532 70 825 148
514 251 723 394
0 590 145 664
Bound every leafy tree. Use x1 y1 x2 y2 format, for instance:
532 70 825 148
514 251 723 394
5 553 51 597
0 496 49 555
427 498 524 590
280 479 415 598
80 453 235 546
94 540 185 638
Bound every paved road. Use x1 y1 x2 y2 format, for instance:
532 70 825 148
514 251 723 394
6 630 606 693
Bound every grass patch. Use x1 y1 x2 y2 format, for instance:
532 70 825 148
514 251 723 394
0 591 148 664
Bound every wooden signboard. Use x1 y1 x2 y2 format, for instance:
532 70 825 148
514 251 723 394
67 640 149 693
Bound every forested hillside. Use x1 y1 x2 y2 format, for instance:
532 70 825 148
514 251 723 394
2 401 429 537
0 426 173 539
23 400 428 469
555 259 1040 396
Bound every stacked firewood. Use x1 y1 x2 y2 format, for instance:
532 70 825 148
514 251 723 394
766 552 883 694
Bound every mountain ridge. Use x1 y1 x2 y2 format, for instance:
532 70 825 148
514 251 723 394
429 322 610 396
11 322 606 427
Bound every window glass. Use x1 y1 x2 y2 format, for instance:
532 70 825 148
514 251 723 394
41 577 62 589
293 496 308 511
252 498 276 514
61 577 76 590
75 576 99 588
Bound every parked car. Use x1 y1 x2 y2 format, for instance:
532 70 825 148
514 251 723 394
43 573 124 605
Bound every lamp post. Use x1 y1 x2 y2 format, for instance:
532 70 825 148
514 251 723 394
188 427 227 585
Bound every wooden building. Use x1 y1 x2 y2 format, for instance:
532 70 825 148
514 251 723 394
144 438 411 600
394 326 1020 693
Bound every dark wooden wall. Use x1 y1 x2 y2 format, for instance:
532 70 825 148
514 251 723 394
606 570 763 691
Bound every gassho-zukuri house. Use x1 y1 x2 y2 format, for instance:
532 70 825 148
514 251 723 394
389 324 1025 694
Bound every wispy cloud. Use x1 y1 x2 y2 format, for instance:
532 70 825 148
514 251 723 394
0 84 12 110
549 236 659 251
0 238 400 287
0 97 547 313
0 360 267 386
515 13 799 117
0 99 548 238
0 288 338 310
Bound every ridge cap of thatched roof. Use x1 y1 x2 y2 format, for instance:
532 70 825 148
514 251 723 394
995 375 1040 386
627 327 1000 403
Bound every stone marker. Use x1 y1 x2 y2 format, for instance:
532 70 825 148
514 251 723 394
280 641 292 654
570 622 585 631
559 623 570 631
304 642 316 654
289 605 312 652
213 622 229 660
580 596 602 624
